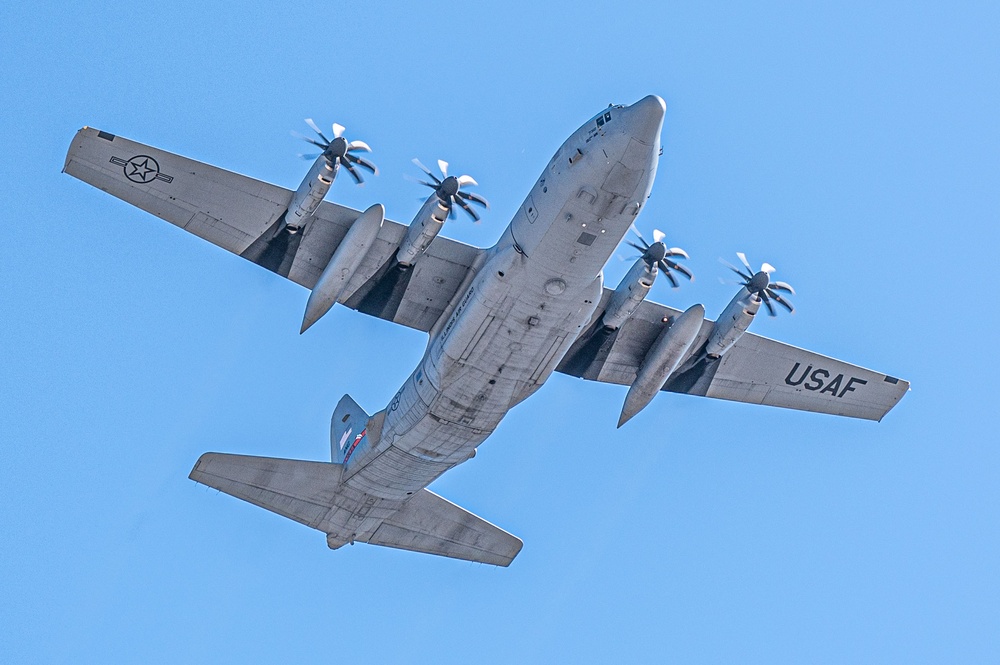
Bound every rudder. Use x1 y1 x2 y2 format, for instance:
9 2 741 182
331 394 372 465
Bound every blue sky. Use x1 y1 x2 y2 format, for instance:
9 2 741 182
2 1 998 662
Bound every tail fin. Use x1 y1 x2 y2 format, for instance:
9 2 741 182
330 394 372 465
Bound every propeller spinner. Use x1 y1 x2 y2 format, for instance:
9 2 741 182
294 119 378 184
411 158 489 222
626 226 694 288
721 252 796 316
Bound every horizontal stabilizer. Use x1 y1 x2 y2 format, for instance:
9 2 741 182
190 453 522 565
368 489 523 567
190 453 343 531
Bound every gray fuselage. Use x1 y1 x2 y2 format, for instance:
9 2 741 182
340 96 666 501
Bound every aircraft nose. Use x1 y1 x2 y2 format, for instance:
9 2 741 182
626 94 666 143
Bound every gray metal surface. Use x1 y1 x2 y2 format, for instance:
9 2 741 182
189 453 520 566
68 94 909 565
557 293 909 421
63 128 481 333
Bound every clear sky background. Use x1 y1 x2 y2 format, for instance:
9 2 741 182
2 1 998 662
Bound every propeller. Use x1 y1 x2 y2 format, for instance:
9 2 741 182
292 119 378 185
720 252 796 316
410 158 489 222
625 226 694 288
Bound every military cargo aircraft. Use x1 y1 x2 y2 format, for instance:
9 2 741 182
63 95 908 566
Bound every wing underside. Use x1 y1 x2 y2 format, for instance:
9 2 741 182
557 290 909 421
63 127 481 333
64 127 907 420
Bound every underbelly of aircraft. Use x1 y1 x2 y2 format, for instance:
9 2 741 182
343 244 604 500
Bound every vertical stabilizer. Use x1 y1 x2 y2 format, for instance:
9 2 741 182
331 395 372 465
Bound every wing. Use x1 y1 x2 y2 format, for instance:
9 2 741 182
62 127 481 333
557 291 909 421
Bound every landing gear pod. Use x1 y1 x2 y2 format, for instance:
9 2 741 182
300 203 385 333
618 303 704 427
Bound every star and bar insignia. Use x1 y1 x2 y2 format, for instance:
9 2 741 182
109 155 174 184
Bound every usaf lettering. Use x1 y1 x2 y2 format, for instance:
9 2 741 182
785 362 867 398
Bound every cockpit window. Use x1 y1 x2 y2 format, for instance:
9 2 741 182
596 111 612 128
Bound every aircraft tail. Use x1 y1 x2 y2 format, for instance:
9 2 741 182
189 453 522 566
330 394 373 465
189 392 523 565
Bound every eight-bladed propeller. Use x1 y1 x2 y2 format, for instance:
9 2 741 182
293 119 378 184
410 158 489 222
626 226 694 288
721 252 796 316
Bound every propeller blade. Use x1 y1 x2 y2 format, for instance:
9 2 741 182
292 131 328 149
736 252 753 274
332 123 345 139
456 174 478 187
626 241 647 254
659 262 680 288
720 258 752 282
342 160 363 184
455 196 480 221
652 229 666 243
347 140 371 153
629 227 651 250
665 247 689 259
298 153 322 160
769 280 796 295
663 258 694 281
769 290 795 313
412 158 441 184
437 159 449 177
304 118 330 143
761 262 776 274
347 153 378 175
457 190 489 208
761 293 777 317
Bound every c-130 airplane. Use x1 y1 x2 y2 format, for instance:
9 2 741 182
64 95 908 566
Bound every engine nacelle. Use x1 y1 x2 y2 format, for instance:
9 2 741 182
397 196 450 267
704 288 761 358
300 203 384 332
602 258 655 330
618 304 704 427
285 157 337 232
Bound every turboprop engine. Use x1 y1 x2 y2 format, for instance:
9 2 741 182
705 252 795 358
285 119 377 233
397 159 488 267
603 228 692 330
